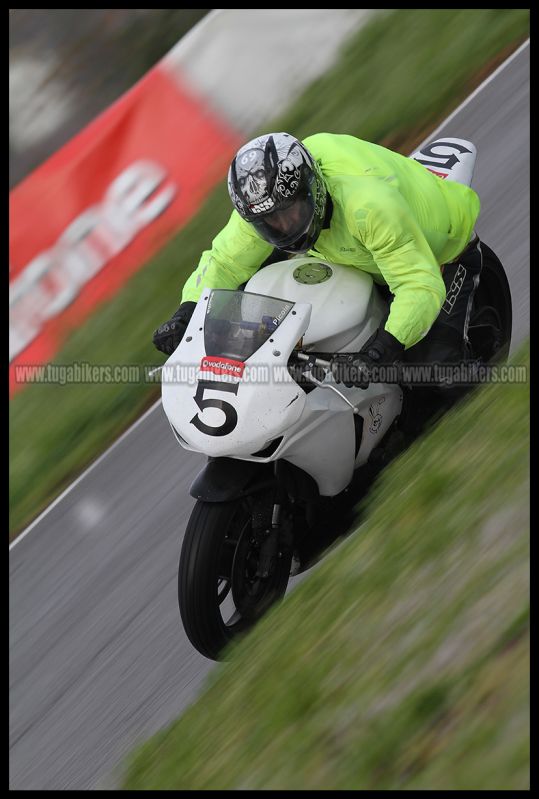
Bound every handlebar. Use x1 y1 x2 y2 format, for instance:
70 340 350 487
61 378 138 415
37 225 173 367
293 351 332 369
292 350 403 387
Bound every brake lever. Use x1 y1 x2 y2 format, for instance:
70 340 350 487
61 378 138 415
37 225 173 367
294 352 362 414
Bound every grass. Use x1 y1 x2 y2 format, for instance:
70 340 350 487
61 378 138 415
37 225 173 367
9 9 530 537
119 341 529 791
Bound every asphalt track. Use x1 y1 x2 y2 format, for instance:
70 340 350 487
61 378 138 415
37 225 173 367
9 43 529 790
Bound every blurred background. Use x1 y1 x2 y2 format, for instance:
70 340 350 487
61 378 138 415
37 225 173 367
10 9 529 791
9 9 210 187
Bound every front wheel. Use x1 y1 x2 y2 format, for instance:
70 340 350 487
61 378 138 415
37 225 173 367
178 498 292 660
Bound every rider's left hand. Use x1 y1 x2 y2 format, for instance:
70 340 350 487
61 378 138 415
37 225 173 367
330 352 371 388
330 327 405 388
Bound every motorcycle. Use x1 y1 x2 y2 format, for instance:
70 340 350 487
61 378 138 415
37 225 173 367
160 138 512 660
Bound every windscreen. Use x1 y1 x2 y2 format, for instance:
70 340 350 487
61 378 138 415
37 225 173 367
204 290 293 360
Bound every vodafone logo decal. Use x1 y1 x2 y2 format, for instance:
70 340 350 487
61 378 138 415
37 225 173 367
199 356 245 378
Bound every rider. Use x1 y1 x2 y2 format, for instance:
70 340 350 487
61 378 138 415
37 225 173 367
152 132 482 388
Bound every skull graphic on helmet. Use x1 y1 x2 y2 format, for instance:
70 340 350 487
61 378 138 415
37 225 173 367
236 148 268 204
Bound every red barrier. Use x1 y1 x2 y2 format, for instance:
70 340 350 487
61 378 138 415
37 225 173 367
9 64 242 395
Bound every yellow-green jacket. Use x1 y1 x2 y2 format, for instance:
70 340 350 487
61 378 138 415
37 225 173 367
181 133 480 349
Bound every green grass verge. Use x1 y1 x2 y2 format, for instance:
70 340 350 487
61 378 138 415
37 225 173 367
9 9 529 537
120 342 529 791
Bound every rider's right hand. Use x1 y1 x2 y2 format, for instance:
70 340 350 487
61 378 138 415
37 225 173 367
152 301 196 356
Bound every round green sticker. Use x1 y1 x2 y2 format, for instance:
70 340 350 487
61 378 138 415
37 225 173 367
293 263 333 284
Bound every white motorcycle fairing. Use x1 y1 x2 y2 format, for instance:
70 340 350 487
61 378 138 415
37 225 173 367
162 257 403 497
162 292 310 458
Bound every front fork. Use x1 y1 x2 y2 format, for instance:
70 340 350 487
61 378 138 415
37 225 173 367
251 467 294 580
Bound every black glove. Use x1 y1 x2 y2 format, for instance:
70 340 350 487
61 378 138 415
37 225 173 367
152 301 196 355
331 328 404 388
330 352 371 388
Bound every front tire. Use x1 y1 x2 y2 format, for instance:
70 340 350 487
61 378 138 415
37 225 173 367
178 498 292 660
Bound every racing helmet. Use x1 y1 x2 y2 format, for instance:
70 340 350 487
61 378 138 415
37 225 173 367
227 132 327 254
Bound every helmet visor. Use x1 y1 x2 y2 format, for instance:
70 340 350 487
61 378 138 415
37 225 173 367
251 193 315 251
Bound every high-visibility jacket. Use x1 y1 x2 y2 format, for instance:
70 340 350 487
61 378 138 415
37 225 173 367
181 132 480 348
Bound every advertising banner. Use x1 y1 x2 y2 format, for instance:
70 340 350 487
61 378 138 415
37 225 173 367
9 64 241 394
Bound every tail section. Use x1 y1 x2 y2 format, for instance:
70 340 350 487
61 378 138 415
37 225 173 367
410 137 477 186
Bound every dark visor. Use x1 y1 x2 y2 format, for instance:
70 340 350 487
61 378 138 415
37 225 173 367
251 194 315 249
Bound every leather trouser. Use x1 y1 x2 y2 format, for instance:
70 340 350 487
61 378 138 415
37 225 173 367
403 237 483 366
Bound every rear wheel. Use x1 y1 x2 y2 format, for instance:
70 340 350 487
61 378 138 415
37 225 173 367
178 497 292 660
399 243 513 436
467 242 512 363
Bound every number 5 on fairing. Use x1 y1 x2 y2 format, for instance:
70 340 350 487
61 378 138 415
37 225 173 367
190 379 239 436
